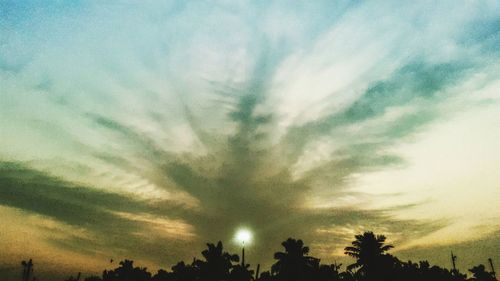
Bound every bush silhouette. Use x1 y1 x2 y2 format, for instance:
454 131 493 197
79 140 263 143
50 231 497 281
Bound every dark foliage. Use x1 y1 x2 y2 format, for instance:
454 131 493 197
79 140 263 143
46 232 497 281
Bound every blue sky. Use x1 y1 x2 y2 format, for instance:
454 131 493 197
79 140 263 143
1 0 500 279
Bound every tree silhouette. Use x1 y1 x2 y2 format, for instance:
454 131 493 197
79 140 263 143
229 264 254 281
271 238 319 281
65 273 81 281
170 261 198 281
102 260 151 281
151 269 171 281
317 263 342 281
194 241 239 281
58 231 497 281
469 264 497 281
344 231 394 280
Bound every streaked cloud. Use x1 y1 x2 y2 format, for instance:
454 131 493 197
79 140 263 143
1 0 499 278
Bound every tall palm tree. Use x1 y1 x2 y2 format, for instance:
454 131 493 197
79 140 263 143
194 241 239 281
344 232 394 273
271 238 319 281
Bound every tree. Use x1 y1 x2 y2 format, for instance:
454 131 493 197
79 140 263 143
469 264 496 281
271 238 319 281
229 264 254 281
317 263 342 281
84 277 102 281
344 232 394 280
65 273 82 281
170 261 198 281
152 269 172 281
194 241 239 281
102 260 151 281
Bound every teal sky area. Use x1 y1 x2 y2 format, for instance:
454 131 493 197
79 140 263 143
1 1 500 280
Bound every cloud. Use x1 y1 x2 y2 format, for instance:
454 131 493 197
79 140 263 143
1 0 500 278
0 162 196 265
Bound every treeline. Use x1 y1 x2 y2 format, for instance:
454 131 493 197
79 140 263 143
51 232 499 281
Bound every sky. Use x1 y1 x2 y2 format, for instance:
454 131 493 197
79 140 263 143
1 0 500 280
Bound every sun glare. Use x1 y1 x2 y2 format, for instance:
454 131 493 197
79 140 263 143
235 229 252 245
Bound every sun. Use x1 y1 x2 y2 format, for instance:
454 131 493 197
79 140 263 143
234 228 253 245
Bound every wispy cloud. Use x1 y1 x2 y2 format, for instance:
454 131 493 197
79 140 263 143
1 0 499 275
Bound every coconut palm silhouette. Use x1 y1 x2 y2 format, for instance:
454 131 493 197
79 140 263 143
271 238 319 281
344 231 394 280
47 231 497 281
194 241 239 281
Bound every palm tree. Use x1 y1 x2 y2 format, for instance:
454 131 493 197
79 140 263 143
194 241 239 281
344 232 394 278
271 238 319 281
